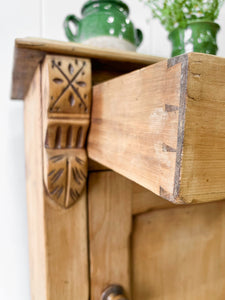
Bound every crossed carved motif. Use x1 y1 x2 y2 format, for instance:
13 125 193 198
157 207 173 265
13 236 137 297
49 59 88 113
42 55 91 208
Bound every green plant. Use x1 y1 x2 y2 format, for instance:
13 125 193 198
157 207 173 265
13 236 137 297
142 0 225 32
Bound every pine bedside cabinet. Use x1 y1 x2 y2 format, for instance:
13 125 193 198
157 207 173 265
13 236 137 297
11 38 225 300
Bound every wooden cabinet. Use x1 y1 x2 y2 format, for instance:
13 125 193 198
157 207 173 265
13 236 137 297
11 38 225 300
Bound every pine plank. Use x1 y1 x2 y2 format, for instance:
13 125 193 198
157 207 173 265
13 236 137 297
11 37 165 100
181 53 225 203
24 63 89 300
44 190 89 299
15 37 164 64
88 171 132 300
24 65 47 300
132 200 225 300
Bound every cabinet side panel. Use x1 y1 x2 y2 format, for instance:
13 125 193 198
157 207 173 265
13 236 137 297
24 66 47 300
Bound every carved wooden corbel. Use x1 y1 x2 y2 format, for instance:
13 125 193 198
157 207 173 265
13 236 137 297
42 55 91 208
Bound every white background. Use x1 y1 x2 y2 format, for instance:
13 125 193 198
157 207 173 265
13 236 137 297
1 1 225 299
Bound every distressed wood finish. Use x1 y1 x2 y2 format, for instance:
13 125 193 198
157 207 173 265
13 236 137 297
132 200 225 300
11 47 44 99
11 37 165 100
88 171 132 300
88 58 182 202
24 61 89 300
180 53 225 203
42 55 91 208
88 53 225 204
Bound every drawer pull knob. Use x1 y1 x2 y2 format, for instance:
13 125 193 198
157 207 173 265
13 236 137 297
102 285 128 300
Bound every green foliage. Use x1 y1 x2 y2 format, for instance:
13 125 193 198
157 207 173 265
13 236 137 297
143 0 224 32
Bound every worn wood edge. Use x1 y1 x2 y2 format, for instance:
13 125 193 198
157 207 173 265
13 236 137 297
167 52 225 204
15 37 166 64
166 54 189 204
179 52 225 204
11 47 45 99
24 65 48 299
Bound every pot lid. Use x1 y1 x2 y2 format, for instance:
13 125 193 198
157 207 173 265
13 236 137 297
82 0 129 14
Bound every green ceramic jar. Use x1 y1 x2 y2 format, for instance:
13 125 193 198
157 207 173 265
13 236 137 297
64 0 143 51
168 21 220 57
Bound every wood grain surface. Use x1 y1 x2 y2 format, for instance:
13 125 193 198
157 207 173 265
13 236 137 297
11 47 44 99
15 37 164 64
88 58 182 202
24 66 47 300
132 200 225 300
88 53 225 204
88 171 132 300
180 53 225 203
24 62 89 300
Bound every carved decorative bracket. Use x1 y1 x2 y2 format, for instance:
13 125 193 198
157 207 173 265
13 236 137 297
42 55 91 208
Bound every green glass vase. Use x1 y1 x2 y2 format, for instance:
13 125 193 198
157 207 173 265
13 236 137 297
168 21 220 57
64 0 143 51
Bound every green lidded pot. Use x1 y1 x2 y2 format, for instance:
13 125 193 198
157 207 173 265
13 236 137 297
168 21 220 57
64 0 143 51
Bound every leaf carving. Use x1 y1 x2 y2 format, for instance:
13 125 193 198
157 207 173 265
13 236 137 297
45 151 87 208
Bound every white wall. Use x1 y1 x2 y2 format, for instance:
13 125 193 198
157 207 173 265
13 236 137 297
0 1 40 299
1 1 225 299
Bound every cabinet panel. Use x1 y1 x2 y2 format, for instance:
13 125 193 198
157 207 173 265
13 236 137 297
132 201 225 300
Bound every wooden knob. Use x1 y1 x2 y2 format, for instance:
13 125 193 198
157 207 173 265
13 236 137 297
101 285 128 300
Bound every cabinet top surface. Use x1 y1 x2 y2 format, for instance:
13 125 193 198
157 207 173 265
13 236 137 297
15 37 165 64
11 37 165 100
